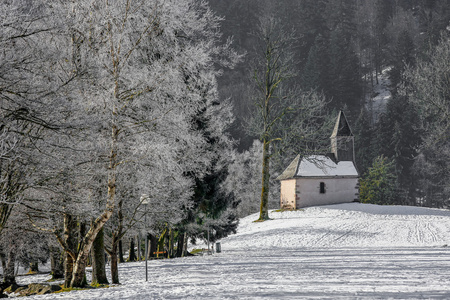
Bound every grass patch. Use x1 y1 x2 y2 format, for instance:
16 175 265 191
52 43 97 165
91 282 110 288
54 283 109 294
253 219 270 223
190 249 204 255
54 287 90 294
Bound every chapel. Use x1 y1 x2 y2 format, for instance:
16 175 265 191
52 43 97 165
277 111 359 209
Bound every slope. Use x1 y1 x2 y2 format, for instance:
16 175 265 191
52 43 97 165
219 203 450 250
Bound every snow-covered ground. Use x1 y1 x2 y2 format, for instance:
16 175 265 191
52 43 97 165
17 203 450 299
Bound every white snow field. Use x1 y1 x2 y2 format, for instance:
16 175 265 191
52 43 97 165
19 203 450 299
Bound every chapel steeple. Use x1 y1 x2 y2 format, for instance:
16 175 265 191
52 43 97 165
330 111 354 162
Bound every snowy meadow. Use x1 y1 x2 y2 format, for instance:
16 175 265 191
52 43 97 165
18 203 450 299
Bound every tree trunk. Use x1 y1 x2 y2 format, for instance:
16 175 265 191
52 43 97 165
128 238 136 261
91 227 108 285
136 235 141 261
64 251 74 288
70 210 114 287
3 245 16 286
110 237 119 284
176 232 184 258
182 232 188 257
64 213 78 288
149 234 157 258
118 239 125 263
168 228 174 258
157 228 167 258
258 140 270 221
50 247 64 280
70 253 87 287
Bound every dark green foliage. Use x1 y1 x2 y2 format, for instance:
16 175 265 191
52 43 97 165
374 94 422 200
329 27 362 112
302 34 330 93
359 156 398 205
193 166 239 242
353 108 374 176
389 30 416 94
297 0 329 68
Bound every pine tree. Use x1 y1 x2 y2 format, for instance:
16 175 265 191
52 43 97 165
302 34 330 94
353 108 374 176
389 30 416 94
297 0 329 69
329 27 362 113
359 156 398 205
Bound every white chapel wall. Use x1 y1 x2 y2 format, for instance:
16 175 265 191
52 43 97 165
295 177 358 208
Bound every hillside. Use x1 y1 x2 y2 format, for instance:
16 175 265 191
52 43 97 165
220 203 450 250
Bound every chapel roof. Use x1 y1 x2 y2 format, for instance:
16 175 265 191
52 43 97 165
276 155 358 180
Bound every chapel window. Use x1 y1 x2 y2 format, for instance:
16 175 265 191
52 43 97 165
320 182 326 194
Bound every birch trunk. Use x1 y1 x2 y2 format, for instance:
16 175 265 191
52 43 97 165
70 117 118 287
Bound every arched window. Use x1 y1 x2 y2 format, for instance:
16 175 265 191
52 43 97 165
320 182 326 194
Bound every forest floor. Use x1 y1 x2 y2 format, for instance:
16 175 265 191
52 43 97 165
14 203 450 299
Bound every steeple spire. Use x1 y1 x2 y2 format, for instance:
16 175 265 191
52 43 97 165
330 111 354 162
331 110 353 138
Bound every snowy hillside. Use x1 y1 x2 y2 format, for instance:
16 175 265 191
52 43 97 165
20 203 450 299
221 203 450 249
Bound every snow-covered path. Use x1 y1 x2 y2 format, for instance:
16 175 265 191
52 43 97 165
20 203 450 299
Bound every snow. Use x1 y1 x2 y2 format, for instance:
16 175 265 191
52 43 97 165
16 203 450 299
296 156 358 177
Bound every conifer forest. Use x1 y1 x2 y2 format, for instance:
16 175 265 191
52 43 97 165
1 0 449 293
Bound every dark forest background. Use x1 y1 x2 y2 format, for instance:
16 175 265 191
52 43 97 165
208 0 450 207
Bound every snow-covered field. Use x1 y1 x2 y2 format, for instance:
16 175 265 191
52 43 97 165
18 203 450 299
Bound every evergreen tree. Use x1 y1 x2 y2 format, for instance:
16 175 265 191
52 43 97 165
374 93 422 201
353 108 374 176
302 34 330 94
329 27 362 113
297 0 329 69
389 30 416 94
359 156 398 205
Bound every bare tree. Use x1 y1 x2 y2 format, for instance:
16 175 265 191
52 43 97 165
249 15 328 221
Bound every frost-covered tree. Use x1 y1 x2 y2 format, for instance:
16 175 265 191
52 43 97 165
223 140 279 218
13 0 239 287
404 32 450 205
